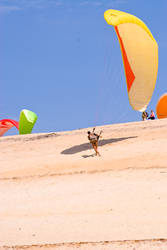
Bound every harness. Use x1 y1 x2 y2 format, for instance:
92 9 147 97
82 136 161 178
89 133 98 142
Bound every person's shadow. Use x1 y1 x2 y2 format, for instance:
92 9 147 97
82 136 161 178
61 136 137 156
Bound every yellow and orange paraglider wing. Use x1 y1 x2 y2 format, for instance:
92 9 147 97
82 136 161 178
156 93 167 119
104 9 158 112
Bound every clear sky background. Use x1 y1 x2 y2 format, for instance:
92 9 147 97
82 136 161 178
1 0 167 135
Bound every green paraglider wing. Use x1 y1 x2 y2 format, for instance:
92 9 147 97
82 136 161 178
19 109 37 134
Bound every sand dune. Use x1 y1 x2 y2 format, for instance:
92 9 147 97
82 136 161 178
0 119 167 249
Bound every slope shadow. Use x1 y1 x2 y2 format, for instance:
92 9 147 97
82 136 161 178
61 136 137 155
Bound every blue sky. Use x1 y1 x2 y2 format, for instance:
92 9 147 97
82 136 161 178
1 0 167 135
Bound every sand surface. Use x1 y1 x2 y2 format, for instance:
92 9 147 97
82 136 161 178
0 119 167 249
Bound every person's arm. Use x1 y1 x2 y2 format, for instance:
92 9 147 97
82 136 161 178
99 130 103 137
95 130 103 136
97 131 103 140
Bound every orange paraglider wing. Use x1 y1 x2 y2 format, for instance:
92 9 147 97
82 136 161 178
156 93 167 119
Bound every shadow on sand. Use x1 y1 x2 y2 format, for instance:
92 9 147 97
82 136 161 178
61 136 137 155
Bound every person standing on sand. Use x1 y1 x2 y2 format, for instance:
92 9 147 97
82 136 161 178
87 128 102 156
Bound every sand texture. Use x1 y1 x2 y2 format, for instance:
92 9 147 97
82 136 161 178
0 119 167 249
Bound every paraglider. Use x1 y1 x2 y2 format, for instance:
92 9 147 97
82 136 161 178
104 9 158 112
19 109 38 135
0 109 37 136
0 119 19 136
156 93 167 119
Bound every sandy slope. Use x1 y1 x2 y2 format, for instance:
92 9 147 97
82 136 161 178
0 119 167 249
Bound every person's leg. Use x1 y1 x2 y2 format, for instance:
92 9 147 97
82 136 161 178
91 141 101 156
91 142 97 155
92 144 98 155
94 143 101 156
